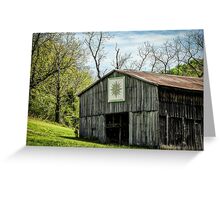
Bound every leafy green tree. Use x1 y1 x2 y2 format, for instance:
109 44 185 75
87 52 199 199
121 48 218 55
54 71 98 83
169 59 203 77
29 33 93 126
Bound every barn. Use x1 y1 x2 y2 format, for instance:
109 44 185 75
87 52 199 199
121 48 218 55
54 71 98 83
78 69 203 150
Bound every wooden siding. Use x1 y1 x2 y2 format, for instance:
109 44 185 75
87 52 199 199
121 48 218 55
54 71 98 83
129 111 159 147
79 71 159 146
80 115 106 142
159 87 203 120
80 71 159 117
158 87 203 150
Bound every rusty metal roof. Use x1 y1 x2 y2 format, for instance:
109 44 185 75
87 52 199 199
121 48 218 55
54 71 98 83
78 69 203 96
117 70 203 91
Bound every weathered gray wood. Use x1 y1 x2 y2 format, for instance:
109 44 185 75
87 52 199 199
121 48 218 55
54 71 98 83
79 71 203 150
80 71 159 118
129 112 133 145
166 111 169 145
158 86 203 150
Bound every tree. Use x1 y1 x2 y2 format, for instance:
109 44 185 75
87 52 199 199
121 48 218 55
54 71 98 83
175 30 204 77
85 32 111 79
169 59 204 77
60 68 92 127
52 33 86 123
112 43 132 69
29 66 92 126
148 45 159 72
29 33 91 125
30 33 56 89
152 41 176 73
133 30 204 77
134 42 151 70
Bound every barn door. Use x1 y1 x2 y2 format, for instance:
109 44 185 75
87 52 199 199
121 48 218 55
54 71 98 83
160 116 183 146
185 119 203 150
159 116 167 145
160 116 203 150
105 112 129 145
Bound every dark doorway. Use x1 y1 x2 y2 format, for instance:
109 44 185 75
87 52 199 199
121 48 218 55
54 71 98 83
105 112 129 145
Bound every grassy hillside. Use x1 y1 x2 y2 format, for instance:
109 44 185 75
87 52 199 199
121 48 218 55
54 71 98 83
26 117 128 148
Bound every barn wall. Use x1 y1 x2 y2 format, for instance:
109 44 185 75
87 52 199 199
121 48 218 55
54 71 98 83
158 87 203 150
79 71 159 145
79 71 159 117
80 115 106 142
129 111 159 147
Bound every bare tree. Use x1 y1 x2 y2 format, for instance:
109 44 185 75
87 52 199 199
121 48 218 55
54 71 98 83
172 37 187 67
85 32 111 79
149 45 159 72
151 41 176 73
190 30 204 49
121 30 204 76
133 42 159 72
135 41 175 73
112 43 132 69
134 42 151 70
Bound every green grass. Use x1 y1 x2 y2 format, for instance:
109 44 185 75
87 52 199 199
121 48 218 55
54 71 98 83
26 117 130 148
27 117 192 150
27 117 191 150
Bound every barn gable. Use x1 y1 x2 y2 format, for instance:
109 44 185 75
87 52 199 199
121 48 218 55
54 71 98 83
79 70 159 117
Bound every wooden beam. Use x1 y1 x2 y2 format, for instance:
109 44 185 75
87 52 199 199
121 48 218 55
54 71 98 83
166 110 169 145
129 112 133 145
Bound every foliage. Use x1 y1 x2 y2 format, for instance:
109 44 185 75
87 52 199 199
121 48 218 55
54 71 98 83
29 33 93 127
28 88 56 120
168 59 203 77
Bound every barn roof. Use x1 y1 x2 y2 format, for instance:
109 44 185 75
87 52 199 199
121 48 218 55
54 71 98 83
78 69 203 96
117 70 203 91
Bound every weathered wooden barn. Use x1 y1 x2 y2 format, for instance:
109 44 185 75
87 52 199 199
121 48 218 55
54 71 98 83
78 70 203 150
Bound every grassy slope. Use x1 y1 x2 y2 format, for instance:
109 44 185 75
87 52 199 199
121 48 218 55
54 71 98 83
26 118 184 150
26 117 129 148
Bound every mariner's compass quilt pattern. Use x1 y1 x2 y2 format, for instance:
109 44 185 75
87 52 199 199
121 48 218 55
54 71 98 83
108 77 125 102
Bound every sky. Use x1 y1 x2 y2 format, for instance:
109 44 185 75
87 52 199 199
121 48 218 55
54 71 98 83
75 29 200 77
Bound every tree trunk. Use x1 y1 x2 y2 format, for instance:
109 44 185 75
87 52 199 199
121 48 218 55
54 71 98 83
55 65 61 123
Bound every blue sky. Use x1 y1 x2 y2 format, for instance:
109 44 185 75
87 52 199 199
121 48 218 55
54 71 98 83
75 30 201 76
